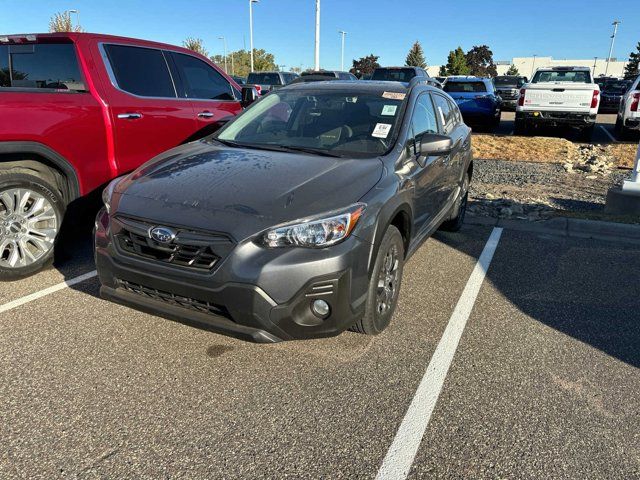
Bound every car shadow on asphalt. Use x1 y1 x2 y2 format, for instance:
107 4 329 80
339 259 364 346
435 228 640 369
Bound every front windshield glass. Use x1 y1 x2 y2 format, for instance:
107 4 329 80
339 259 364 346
532 70 591 83
215 89 405 157
247 73 282 85
494 76 524 87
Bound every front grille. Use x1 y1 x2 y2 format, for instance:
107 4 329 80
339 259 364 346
118 279 230 318
497 89 518 99
113 216 235 271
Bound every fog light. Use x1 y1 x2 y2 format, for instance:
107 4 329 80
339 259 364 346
311 299 330 318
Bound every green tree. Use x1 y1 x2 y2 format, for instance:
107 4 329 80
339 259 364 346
438 65 447 76
506 64 520 76
211 49 277 77
624 42 640 79
444 47 470 75
465 45 497 77
49 11 82 32
405 41 427 68
350 54 380 78
183 37 208 57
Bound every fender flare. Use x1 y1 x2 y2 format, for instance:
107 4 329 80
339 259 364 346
0 141 81 201
366 201 413 275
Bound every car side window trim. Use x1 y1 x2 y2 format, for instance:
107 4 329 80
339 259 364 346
405 91 441 155
168 51 237 102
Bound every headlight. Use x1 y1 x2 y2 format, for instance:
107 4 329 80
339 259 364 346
101 177 124 214
262 203 365 248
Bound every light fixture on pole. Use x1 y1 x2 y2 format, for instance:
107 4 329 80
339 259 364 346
604 20 621 77
249 0 259 73
67 9 80 31
218 36 228 73
314 0 320 70
338 30 347 71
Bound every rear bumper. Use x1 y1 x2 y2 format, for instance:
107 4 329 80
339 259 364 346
624 117 640 130
94 209 369 342
516 111 596 127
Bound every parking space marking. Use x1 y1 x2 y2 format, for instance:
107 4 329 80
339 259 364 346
599 125 617 142
375 227 503 480
0 270 97 314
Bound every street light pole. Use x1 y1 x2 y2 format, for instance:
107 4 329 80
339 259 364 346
218 36 228 73
67 9 80 31
604 20 621 77
530 54 537 78
339 30 347 71
249 0 258 72
592 57 598 77
314 0 320 70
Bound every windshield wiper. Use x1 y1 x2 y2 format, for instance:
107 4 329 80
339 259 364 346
275 145 344 158
213 140 343 158
212 138 244 148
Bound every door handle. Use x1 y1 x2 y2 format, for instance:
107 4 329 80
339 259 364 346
198 111 215 118
117 113 142 120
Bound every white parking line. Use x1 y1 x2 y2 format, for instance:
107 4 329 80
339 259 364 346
599 125 617 142
0 270 98 314
375 227 503 480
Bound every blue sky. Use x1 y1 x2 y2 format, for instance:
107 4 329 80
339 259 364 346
1 0 638 71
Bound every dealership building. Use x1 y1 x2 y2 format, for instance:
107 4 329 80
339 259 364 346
428 56 629 79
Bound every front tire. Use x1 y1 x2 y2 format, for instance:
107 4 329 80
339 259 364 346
0 171 64 280
352 225 404 335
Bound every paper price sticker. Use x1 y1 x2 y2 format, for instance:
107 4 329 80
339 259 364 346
382 92 406 100
381 105 398 116
372 123 392 138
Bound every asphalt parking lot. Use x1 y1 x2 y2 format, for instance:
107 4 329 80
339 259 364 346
487 112 628 144
1 223 638 479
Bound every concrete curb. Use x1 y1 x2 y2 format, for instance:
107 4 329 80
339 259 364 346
465 215 640 244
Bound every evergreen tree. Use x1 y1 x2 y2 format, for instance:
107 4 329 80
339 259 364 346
444 47 470 75
624 42 640 79
438 65 447 76
405 41 427 68
506 64 520 76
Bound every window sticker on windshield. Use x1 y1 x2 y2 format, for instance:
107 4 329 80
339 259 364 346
381 105 398 116
382 92 406 100
372 123 392 138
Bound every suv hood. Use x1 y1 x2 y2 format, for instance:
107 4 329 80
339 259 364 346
113 141 383 240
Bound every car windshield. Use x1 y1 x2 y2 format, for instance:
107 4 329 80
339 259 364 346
215 89 405 157
247 73 282 85
371 69 416 82
301 71 337 78
444 81 487 93
494 77 524 87
532 70 591 83
602 81 630 93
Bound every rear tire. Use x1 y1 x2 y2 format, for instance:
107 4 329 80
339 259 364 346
440 172 470 232
0 170 65 280
580 124 595 142
351 225 404 335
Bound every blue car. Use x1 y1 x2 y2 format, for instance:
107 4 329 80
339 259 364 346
443 76 501 131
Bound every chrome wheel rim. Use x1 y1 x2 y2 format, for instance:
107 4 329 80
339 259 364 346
0 188 58 269
376 244 400 315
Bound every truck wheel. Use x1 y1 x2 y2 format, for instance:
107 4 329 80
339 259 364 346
351 225 404 335
440 172 470 232
514 119 526 136
0 171 64 279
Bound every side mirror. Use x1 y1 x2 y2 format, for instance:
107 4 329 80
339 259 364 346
241 86 258 108
418 133 453 158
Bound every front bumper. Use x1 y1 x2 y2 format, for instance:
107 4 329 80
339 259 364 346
94 209 370 342
516 111 596 127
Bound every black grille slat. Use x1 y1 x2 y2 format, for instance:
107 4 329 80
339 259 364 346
117 279 231 319
113 217 234 272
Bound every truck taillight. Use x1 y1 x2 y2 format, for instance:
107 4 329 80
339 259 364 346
590 90 599 109
631 92 640 112
518 89 525 106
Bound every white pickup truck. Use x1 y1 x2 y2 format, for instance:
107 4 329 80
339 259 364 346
515 66 600 139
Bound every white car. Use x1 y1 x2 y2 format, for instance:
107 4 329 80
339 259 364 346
515 66 600 140
615 75 640 140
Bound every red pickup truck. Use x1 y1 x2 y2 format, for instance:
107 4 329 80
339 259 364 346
0 32 249 278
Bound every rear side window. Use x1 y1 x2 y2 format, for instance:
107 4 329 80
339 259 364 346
171 52 234 100
444 81 487 93
0 43 85 91
432 94 456 134
104 44 176 97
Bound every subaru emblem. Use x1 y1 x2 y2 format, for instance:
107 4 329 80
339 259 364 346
150 226 176 244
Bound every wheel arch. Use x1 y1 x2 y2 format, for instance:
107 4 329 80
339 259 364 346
0 142 81 203
367 202 413 276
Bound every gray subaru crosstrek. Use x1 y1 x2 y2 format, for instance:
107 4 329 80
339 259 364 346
95 79 473 342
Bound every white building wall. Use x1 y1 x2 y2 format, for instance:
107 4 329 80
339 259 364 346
428 56 628 78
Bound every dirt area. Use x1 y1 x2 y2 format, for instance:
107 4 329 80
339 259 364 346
473 135 637 169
